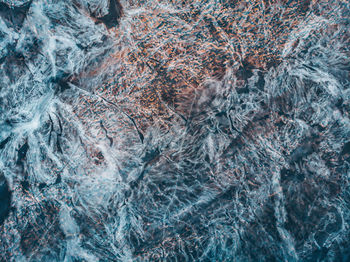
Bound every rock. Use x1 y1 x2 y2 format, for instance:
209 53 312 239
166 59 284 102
0 0 32 30
93 0 122 29
0 172 11 225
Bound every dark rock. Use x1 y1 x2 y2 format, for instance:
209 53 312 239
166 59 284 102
0 0 32 30
340 141 350 161
0 136 11 150
54 174 61 185
236 86 250 94
21 180 30 192
38 182 47 190
50 71 73 95
93 0 123 29
142 147 160 163
305 247 329 262
0 172 11 225
16 140 29 165
236 61 254 81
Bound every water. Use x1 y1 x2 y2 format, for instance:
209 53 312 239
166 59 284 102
0 0 349 261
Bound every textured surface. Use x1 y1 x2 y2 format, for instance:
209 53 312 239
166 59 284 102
0 0 349 261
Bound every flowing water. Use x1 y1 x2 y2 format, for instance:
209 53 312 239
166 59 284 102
0 0 349 261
